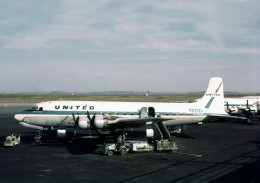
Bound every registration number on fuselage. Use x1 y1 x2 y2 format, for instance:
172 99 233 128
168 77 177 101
189 108 203 113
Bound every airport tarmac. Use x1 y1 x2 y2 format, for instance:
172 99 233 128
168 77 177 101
0 104 259 183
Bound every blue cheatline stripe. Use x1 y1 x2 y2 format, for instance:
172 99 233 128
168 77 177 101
205 97 214 109
18 110 204 116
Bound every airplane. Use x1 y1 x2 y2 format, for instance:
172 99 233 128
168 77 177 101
14 77 244 143
225 98 259 118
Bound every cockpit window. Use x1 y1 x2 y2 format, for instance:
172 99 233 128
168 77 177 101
32 105 39 110
31 105 43 111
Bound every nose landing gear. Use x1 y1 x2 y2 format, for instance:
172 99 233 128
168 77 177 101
34 130 42 143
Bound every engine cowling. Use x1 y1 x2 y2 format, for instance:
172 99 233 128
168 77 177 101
257 103 260 114
78 116 90 130
248 105 257 114
94 116 107 129
227 106 239 114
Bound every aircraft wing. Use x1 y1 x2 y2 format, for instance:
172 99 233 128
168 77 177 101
203 114 248 122
111 117 172 128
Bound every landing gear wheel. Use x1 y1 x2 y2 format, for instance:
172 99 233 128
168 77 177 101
107 150 114 156
120 147 127 155
34 134 42 143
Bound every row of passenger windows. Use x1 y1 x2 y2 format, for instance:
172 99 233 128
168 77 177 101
75 112 193 116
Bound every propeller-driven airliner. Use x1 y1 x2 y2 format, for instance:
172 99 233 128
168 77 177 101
14 77 242 143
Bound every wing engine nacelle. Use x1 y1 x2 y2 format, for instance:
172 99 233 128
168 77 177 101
227 106 239 114
78 116 90 130
257 102 260 114
248 105 257 114
94 116 107 129
76 115 107 130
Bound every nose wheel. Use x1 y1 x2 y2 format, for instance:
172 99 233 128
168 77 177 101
34 130 42 143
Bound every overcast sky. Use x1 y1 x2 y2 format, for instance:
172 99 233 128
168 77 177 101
0 0 259 93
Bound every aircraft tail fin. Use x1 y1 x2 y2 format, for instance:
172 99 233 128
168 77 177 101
197 77 226 114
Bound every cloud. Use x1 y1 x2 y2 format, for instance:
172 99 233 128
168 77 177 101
0 0 259 92
1 0 258 54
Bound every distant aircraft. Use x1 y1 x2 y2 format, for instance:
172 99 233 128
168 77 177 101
225 97 260 117
146 90 149 96
14 77 243 143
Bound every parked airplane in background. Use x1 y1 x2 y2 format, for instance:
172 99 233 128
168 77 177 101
14 77 243 143
225 97 260 117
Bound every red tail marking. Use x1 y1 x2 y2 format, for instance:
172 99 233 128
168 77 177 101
215 81 223 93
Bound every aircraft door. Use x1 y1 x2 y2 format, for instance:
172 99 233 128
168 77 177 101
139 107 148 118
148 107 155 117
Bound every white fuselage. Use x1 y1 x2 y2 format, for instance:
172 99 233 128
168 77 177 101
14 100 218 130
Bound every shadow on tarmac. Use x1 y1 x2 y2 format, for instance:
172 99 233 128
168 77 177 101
210 138 260 183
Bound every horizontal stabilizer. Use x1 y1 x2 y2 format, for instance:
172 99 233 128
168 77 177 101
202 114 248 122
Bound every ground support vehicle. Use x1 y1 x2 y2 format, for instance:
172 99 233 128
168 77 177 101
4 134 20 147
102 142 129 156
102 139 177 156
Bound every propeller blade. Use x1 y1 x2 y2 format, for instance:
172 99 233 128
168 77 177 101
72 113 79 126
86 111 92 135
86 111 97 135
246 100 251 112
72 113 79 137
86 111 91 121
227 102 229 110
72 113 76 121
226 102 230 113
91 114 96 128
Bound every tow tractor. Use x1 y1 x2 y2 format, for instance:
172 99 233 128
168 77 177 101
4 134 20 147
102 121 177 156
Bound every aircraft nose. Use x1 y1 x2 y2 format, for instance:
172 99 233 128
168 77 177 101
14 114 23 121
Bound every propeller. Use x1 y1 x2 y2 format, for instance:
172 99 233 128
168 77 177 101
86 111 96 135
256 101 260 114
226 102 230 113
244 100 255 115
246 100 250 111
237 100 250 118
226 102 235 114
72 113 79 136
